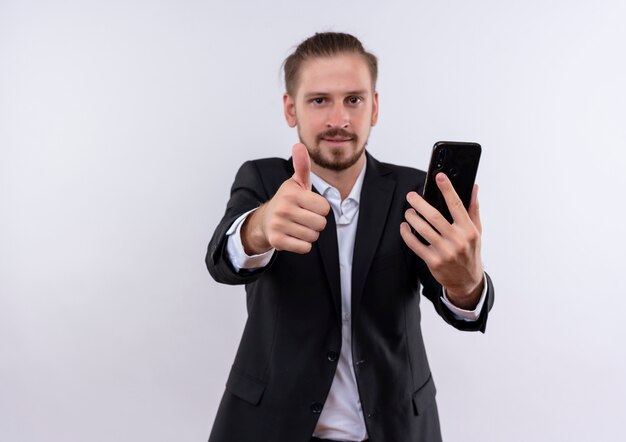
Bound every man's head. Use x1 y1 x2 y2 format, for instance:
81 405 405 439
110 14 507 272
283 32 378 97
283 32 379 173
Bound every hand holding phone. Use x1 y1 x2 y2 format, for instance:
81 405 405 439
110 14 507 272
400 141 484 302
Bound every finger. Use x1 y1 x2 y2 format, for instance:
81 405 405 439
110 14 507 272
271 217 321 243
406 191 453 237
291 143 311 190
298 192 331 217
435 173 470 225
400 222 434 261
268 218 320 253
404 207 443 247
288 207 328 232
272 234 314 254
468 184 482 234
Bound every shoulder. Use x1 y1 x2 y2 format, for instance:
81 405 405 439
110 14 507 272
235 157 289 171
231 157 292 194
381 161 426 179
366 153 426 190
244 157 292 175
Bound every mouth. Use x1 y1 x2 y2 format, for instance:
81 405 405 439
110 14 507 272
317 128 357 147
322 137 353 144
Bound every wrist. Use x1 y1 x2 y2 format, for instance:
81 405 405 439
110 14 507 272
445 278 484 310
241 205 272 255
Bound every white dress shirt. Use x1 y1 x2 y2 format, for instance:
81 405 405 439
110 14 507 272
225 162 487 440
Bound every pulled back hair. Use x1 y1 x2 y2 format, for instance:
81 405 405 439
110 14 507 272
283 32 378 96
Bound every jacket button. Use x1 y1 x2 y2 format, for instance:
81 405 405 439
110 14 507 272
310 402 323 414
326 350 339 362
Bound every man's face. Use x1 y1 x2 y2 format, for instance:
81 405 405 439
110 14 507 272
283 54 378 172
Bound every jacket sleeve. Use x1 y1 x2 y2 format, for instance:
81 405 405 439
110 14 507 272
205 161 278 285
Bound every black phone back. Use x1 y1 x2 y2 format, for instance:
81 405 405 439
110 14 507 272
422 141 481 223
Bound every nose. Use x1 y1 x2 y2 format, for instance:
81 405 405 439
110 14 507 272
326 102 349 128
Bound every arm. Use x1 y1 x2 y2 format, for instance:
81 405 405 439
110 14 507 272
206 161 276 285
206 144 330 285
402 172 494 332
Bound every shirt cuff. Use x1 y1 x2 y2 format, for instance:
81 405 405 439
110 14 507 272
440 273 487 322
225 209 275 271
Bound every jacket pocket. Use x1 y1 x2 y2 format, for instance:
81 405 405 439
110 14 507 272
412 374 437 416
225 367 266 406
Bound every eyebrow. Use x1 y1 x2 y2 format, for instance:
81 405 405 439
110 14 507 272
303 90 370 99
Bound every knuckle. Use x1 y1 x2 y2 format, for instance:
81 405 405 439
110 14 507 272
267 232 281 247
440 249 456 264
457 242 470 257
267 218 283 233
274 207 288 218
283 192 297 205
466 229 480 244
429 257 443 270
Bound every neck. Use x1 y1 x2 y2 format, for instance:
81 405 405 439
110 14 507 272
311 152 366 200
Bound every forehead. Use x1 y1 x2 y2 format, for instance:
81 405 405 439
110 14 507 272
295 54 373 96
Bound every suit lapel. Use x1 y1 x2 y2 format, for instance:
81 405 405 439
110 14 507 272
314 209 342 321
287 157 342 321
290 153 396 322
352 153 396 316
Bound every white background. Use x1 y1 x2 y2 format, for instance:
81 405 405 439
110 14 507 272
1 1 625 441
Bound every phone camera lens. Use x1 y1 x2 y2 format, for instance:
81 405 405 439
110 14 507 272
437 149 446 162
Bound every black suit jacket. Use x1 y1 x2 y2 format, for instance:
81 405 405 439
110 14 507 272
206 152 494 442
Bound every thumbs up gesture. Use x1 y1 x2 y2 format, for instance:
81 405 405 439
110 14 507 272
241 143 331 255
291 142 313 190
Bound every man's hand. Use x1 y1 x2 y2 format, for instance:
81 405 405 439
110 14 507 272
241 143 331 255
400 173 484 309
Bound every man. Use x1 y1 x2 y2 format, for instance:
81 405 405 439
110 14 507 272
206 32 494 442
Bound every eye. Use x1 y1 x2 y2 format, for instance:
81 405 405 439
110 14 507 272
311 97 326 105
347 96 362 105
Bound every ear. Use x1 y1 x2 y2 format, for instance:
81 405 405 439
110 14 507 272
283 93 297 128
371 91 379 126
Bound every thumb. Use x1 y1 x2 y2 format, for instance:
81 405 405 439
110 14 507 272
291 143 311 190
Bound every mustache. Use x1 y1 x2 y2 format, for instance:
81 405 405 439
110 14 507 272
316 128 358 143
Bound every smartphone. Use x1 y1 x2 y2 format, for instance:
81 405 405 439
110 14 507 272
415 141 481 244
422 141 481 223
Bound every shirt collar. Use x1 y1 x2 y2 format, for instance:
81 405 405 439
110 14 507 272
310 159 367 204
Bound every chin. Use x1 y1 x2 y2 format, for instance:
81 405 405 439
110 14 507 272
315 148 364 172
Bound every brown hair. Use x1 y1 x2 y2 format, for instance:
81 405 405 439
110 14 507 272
283 32 378 96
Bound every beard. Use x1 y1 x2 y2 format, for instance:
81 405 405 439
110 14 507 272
302 128 367 171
